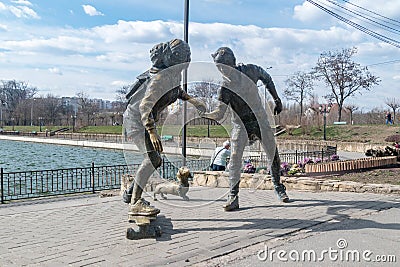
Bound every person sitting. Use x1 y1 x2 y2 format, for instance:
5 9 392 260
210 140 231 171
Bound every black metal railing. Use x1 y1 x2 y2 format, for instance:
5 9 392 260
0 157 211 203
159 157 210 180
0 163 136 202
0 146 337 203
245 146 337 168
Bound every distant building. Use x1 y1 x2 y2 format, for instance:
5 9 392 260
92 99 112 110
61 97 79 114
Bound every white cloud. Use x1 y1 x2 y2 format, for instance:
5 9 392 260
111 80 127 87
293 1 328 23
11 0 32 6
352 0 400 18
48 67 62 75
8 5 39 19
3 35 95 54
1 19 399 107
93 20 177 44
0 24 7 31
82 5 104 17
0 2 6 10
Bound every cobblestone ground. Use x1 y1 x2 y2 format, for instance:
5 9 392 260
0 187 399 267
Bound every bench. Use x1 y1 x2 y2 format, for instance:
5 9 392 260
161 135 173 141
333 121 347 125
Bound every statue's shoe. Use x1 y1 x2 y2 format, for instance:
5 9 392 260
123 190 132 203
129 198 160 216
275 184 289 203
223 195 239 211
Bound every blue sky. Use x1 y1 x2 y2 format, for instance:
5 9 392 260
1 0 400 111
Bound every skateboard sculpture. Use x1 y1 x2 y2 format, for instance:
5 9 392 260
126 167 192 239
126 204 162 240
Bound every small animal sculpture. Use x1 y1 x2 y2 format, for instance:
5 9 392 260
153 167 192 201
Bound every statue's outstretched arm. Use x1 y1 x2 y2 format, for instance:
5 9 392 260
257 65 282 115
179 89 206 115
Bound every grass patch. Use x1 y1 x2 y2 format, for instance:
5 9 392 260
159 125 232 138
279 124 400 143
1 125 65 132
78 126 122 134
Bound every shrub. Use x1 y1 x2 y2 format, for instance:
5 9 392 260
288 164 303 175
280 162 290 175
385 135 400 143
330 154 340 161
314 158 322 163
243 163 256 173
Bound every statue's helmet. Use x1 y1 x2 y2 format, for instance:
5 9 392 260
166 38 191 66
149 39 191 68
211 47 236 67
150 42 166 68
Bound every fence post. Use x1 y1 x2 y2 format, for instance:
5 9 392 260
91 162 95 194
1 168 4 204
322 149 324 161
162 157 165 179
295 150 298 164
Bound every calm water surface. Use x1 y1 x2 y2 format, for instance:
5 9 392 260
0 140 135 172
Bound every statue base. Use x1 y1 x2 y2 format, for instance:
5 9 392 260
126 214 162 240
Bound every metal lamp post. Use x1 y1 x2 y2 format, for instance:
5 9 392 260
0 100 5 128
71 115 76 132
30 99 36 126
182 0 189 165
38 117 43 132
319 104 331 141
0 104 3 128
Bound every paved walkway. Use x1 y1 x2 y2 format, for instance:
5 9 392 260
0 188 399 266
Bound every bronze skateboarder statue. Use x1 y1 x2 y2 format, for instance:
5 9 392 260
123 39 206 239
204 47 289 211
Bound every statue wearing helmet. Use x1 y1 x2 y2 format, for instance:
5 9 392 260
123 39 205 216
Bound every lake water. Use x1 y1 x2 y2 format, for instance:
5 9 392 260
0 139 134 172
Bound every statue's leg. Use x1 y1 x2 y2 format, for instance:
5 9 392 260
123 130 148 203
224 125 246 211
123 124 145 204
123 180 135 203
129 132 162 216
267 147 289 203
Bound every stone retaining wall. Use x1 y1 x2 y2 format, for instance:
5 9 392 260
305 156 398 173
191 171 400 195
276 139 379 153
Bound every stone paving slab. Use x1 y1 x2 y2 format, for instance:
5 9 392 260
0 188 399 266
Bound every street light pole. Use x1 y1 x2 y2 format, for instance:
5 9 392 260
323 107 327 141
182 0 189 165
38 117 43 132
71 115 76 132
30 100 33 126
0 101 3 128
319 104 331 141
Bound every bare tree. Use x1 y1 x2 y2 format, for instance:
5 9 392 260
116 85 129 102
189 80 219 112
76 92 99 126
344 104 359 125
0 80 37 124
39 94 64 125
313 47 380 122
385 97 400 123
284 71 314 124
